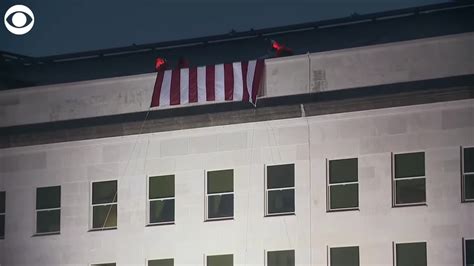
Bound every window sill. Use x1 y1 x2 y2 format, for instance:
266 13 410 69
204 217 234 222
32 231 60 237
88 227 117 232
327 207 359 213
146 221 175 227
462 199 474 203
392 202 427 208
265 212 295 218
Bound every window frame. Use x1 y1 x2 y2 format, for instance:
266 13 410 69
34 185 61 236
265 249 295 266
327 245 360 266
204 169 234 221
205 253 234 266
391 151 427 207
89 179 118 231
264 163 296 217
146 174 176 226
326 158 359 212
464 237 474 266
461 146 474 203
0 191 5 240
393 241 427 266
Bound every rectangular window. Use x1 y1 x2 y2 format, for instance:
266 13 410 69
91 263 116 266
36 186 61 234
462 147 474 202
395 242 427 266
266 164 295 216
466 239 474 266
206 169 234 220
328 158 358 211
207 254 233 266
148 175 175 225
148 258 174 266
0 191 5 239
329 246 359 266
393 152 426 206
267 250 295 266
91 180 117 230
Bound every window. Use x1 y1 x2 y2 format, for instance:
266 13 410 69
206 169 234 220
207 254 233 266
266 164 295 216
465 239 474 266
395 242 427 266
91 180 117 230
267 250 295 266
462 147 474 202
148 175 175 225
148 258 174 266
327 158 358 211
36 186 61 234
329 246 359 266
0 191 5 239
393 152 426 206
91 263 115 266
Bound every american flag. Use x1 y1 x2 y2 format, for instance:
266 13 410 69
150 60 264 107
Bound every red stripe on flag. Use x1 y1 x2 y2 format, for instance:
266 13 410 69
170 69 181 105
251 59 264 104
206 65 215 101
224 63 234 101
189 67 198 103
241 62 249 102
150 71 165 107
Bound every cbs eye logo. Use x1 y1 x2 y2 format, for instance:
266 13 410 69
4 5 34 35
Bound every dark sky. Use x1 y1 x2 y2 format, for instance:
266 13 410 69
0 0 445 57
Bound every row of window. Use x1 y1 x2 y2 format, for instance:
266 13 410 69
91 239 474 266
0 147 472 237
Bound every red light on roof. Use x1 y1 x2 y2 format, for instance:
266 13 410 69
155 57 167 71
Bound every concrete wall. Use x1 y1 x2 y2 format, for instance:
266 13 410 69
1 33 473 127
0 99 473 265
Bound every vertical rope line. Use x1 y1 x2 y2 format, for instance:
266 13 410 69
244 124 256 263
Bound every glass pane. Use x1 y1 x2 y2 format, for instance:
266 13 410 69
36 209 60 233
329 158 358 184
0 191 5 213
150 199 175 223
330 184 359 210
148 258 174 266
396 242 427 266
208 170 233 194
267 250 295 266
149 175 175 199
466 239 474 265
330 246 359 266
36 186 61 210
92 264 116 266
396 179 426 204
395 152 425 179
267 164 295 189
92 180 117 204
268 189 295 214
464 147 474 173
208 194 233 219
207 254 233 266
465 174 474 200
92 204 117 228
0 214 4 238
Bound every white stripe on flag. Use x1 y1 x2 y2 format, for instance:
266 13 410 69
180 68 189 105
232 62 243 101
197 66 207 103
160 70 172 106
247 60 256 103
214 64 225 102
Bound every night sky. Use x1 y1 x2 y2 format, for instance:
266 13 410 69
0 0 446 57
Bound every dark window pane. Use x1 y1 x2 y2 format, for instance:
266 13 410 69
268 250 295 266
268 189 295 214
92 204 117 228
208 170 233 194
149 175 175 199
330 184 359 210
148 258 174 266
207 254 233 266
466 240 474 265
330 246 359 266
267 164 295 189
395 152 425 179
396 179 426 204
208 194 233 219
150 199 175 223
36 186 61 209
36 209 60 233
0 191 5 213
464 148 474 173
92 264 116 266
329 158 358 184
465 174 474 200
0 214 4 238
396 242 427 266
92 181 117 204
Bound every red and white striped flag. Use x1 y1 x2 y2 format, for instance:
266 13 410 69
150 59 264 107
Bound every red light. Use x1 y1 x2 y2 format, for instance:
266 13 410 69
155 57 167 71
271 40 282 50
